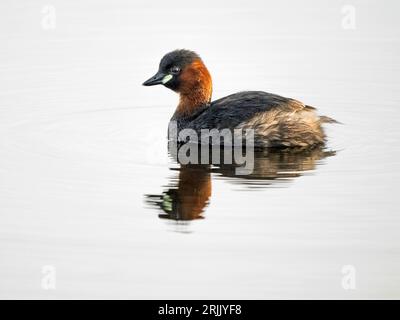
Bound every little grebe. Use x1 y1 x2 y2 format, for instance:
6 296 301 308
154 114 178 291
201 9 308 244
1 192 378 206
143 49 337 147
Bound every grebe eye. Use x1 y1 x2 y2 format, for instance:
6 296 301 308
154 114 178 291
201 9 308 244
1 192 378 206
170 66 180 74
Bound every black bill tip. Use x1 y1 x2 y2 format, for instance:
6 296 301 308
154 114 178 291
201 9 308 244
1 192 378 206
142 72 165 86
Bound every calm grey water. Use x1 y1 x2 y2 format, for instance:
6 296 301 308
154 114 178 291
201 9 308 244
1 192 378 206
1 0 400 299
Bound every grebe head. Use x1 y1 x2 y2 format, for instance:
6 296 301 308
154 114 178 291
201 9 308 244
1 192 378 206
143 49 212 116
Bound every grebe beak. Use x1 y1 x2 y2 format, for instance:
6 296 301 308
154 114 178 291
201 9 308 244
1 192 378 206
143 71 170 86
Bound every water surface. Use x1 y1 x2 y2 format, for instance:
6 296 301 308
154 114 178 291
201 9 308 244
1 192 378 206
0 0 400 299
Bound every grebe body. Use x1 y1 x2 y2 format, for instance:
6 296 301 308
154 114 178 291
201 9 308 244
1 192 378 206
143 49 336 148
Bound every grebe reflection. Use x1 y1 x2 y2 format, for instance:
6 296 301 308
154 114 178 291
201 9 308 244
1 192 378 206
145 144 336 222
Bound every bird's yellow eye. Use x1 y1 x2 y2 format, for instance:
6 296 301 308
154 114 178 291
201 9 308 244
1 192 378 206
170 66 180 74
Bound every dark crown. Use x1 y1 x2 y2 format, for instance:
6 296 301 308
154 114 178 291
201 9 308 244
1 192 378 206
159 49 201 71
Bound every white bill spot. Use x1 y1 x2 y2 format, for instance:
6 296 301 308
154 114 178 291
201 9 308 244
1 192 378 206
162 74 173 84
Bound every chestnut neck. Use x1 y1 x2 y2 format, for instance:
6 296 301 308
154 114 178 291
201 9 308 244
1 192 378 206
175 59 212 118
